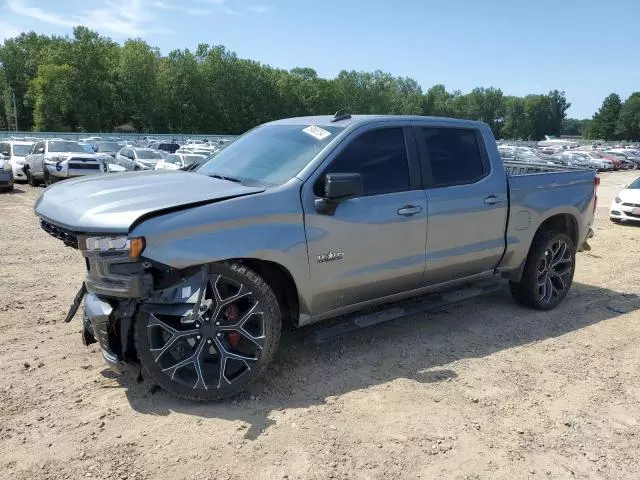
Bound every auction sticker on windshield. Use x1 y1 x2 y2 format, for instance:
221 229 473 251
302 125 332 141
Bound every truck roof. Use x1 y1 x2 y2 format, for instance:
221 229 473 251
266 114 487 129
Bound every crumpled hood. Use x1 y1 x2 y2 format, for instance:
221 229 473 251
35 170 265 233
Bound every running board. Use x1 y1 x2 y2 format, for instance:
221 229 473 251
309 279 505 344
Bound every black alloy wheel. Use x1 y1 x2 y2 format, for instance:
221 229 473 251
135 263 281 401
510 231 576 310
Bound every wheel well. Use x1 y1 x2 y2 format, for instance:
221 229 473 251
236 259 300 328
537 214 578 245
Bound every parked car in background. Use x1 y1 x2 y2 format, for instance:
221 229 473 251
95 141 123 158
0 140 35 182
115 147 165 170
610 176 640 223
150 141 180 154
0 153 14 191
605 150 640 170
23 140 104 186
155 152 207 170
570 152 613 171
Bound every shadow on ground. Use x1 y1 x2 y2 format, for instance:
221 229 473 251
113 280 639 439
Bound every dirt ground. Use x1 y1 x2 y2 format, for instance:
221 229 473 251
1 171 639 480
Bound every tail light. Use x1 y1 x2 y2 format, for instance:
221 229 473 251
594 175 600 212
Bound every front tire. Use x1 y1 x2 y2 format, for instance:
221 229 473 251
26 168 38 187
510 231 576 310
135 262 282 401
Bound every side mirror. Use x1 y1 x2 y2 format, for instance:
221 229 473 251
37 147 45 154
315 173 363 215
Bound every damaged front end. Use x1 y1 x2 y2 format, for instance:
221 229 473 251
41 218 208 373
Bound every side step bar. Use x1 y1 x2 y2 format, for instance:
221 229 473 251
310 279 505 344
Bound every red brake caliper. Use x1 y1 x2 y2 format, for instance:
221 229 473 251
225 304 241 348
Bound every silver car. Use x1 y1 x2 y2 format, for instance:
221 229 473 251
114 147 165 171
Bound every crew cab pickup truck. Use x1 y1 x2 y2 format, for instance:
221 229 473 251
24 139 104 186
34 115 597 401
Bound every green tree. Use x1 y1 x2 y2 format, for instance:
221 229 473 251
29 63 76 131
588 93 622 140
615 93 640 140
502 96 526 139
547 90 571 136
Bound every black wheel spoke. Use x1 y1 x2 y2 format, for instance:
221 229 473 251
144 270 266 394
147 314 200 362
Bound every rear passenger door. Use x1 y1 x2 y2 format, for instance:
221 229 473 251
302 126 427 317
416 126 508 285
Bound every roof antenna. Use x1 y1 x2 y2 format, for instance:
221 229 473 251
331 109 351 122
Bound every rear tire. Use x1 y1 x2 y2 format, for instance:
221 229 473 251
135 262 282 401
510 231 576 310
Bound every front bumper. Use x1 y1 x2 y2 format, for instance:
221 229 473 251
45 162 103 178
84 293 123 370
610 203 640 222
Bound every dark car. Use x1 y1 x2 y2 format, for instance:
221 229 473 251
155 142 180 154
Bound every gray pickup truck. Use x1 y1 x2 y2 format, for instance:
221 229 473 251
35 114 597 401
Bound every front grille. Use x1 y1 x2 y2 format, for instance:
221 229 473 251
40 219 79 248
622 202 640 207
69 162 100 170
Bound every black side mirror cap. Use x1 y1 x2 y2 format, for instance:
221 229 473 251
315 173 363 215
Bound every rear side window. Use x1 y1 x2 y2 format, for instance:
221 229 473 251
317 128 410 196
421 128 486 187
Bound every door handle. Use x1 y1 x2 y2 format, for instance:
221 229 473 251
484 195 505 205
397 205 423 216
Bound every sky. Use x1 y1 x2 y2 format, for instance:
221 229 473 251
1 0 639 119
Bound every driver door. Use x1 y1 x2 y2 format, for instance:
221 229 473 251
301 126 427 318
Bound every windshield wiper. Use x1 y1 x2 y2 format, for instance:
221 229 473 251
209 174 242 183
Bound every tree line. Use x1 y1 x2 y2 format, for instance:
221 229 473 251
0 27 633 140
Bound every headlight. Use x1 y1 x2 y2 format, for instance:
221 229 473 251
615 196 621 204
80 236 145 258
2 163 11 173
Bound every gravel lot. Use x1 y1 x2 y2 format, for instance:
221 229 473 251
1 171 639 480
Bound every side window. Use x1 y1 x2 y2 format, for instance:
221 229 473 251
316 128 410 197
421 128 486 187
35 142 45 154
0 143 9 156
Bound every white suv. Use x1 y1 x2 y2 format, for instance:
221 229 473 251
0 140 35 182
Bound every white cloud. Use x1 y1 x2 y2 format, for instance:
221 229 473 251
6 0 76 27
6 0 171 37
0 21 23 42
247 5 272 13
153 1 211 16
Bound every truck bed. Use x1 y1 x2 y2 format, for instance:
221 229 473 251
503 160 587 176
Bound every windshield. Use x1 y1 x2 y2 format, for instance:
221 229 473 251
197 124 344 185
49 141 85 153
166 155 182 165
628 177 640 189
97 142 120 152
12 144 32 156
136 150 164 160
